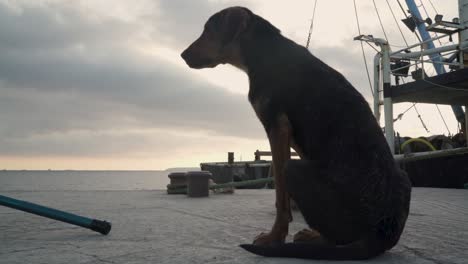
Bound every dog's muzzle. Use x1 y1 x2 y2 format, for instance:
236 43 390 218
181 48 215 69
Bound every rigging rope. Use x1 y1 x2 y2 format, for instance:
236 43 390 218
414 104 431 133
306 0 319 48
426 0 439 14
395 79 430 134
418 0 451 134
385 0 410 47
394 103 417 122
419 0 443 46
396 0 423 42
435 104 452 135
353 0 374 96
372 0 389 41
376 0 424 131
390 0 447 134
366 0 452 135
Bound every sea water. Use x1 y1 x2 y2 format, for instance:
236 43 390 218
0 170 180 191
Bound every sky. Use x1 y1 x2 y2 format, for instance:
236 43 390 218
0 0 462 170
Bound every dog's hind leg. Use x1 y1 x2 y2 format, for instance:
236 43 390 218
285 160 388 245
285 159 364 244
241 159 387 259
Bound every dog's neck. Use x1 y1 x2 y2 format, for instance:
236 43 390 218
241 36 289 75
223 14 284 74
221 44 248 72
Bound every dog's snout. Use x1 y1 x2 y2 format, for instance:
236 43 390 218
180 48 191 63
181 47 199 68
181 44 216 69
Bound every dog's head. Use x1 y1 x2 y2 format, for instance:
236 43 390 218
181 7 252 70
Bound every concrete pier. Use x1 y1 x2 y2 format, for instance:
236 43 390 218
0 188 467 263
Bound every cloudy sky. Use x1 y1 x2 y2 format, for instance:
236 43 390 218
0 0 462 170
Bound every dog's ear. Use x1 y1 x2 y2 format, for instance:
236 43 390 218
220 7 251 45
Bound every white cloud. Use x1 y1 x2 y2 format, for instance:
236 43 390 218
0 0 462 169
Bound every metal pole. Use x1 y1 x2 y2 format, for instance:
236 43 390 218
465 106 468 143
405 0 465 124
0 194 111 235
382 44 395 154
391 43 459 59
460 0 468 68
373 54 381 122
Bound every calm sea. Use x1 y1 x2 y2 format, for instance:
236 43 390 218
0 170 197 191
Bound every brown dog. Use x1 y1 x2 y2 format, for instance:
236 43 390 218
181 7 411 260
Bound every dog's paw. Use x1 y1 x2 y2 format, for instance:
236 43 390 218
253 231 286 246
293 229 321 243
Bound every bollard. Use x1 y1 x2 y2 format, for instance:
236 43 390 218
187 171 211 197
167 172 187 194
228 152 234 164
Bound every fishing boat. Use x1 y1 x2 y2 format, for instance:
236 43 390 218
355 0 468 188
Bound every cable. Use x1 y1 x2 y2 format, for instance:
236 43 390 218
306 0 318 49
399 79 430 133
396 0 423 42
385 0 410 47
426 0 439 14
402 103 417 115
365 41 381 54
414 104 430 133
393 0 456 135
371 0 389 41
435 104 451 135
394 103 417 122
419 0 443 46
353 0 374 96
401 137 437 151
421 79 468 92
397 0 408 17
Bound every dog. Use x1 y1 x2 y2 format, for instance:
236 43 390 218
181 7 411 260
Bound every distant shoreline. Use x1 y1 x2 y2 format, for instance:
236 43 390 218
0 167 200 172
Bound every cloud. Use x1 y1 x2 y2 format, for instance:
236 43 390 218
147 0 251 49
0 0 396 160
1 0 459 166
0 1 264 159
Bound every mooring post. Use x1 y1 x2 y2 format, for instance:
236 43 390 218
254 150 260 161
228 152 234 164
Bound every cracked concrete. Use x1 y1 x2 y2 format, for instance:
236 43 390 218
0 188 467 263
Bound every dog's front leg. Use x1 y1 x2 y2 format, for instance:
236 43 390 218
254 114 292 246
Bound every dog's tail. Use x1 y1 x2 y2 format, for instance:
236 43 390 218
239 237 385 260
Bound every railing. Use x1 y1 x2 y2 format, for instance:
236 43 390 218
254 150 299 161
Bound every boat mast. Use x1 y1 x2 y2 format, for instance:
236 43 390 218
460 0 468 142
460 0 468 66
404 0 466 127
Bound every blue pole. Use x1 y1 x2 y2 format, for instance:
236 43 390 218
0 194 111 235
405 0 465 123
